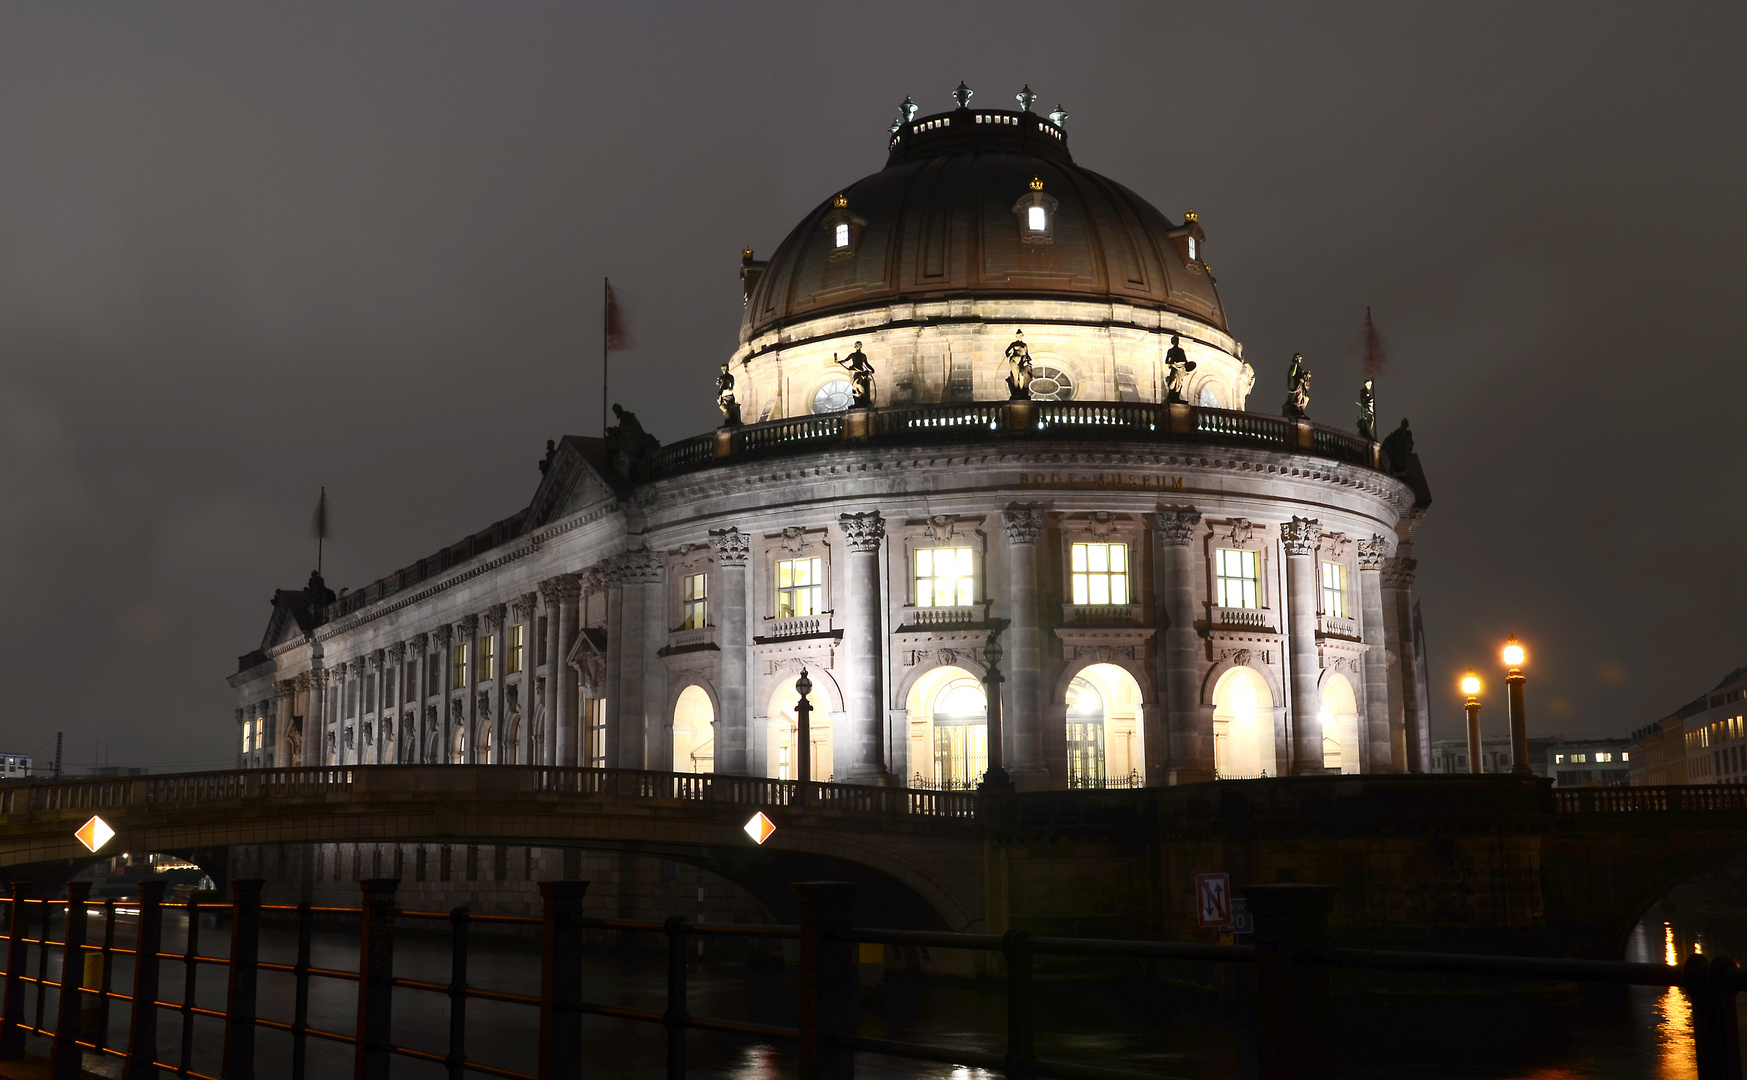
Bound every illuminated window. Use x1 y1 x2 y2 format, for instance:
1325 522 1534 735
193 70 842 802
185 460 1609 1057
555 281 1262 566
776 557 823 617
1320 561 1348 619
1571 753 1587 763
1027 205 1047 232
1595 751 1612 762
1188 236 1198 260
835 222 849 248
1216 548 1260 609
812 379 855 414
452 643 468 690
915 547 974 607
479 634 495 682
1622 751 1630 761
506 624 524 675
1071 543 1129 605
586 698 606 768
1555 753 1565 763
682 573 709 630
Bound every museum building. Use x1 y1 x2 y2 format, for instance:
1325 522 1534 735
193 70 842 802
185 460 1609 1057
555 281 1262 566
231 87 1435 789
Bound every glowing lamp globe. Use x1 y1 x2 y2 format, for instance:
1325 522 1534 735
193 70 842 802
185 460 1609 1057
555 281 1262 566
1460 673 1481 697
1502 637 1526 668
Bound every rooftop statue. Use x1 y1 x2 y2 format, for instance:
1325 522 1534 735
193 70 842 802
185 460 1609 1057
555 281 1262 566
716 363 742 427
605 403 661 482
1381 417 1415 474
1005 329 1034 400
834 342 875 408
1282 353 1311 419
1164 333 1198 404
1357 379 1376 441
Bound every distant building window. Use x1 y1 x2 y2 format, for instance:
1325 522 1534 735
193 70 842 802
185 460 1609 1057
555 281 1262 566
776 557 823 618
812 379 855 414
1555 753 1565 763
835 222 849 248
452 643 468 690
1320 561 1348 619
1027 205 1047 232
1571 753 1587 763
916 547 974 607
1071 543 1128 606
507 624 524 675
1216 548 1260 609
1594 751 1612 762
1622 751 1630 761
682 573 709 630
479 634 495 682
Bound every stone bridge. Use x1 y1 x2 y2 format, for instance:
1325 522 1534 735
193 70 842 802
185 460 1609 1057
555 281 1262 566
2 767 1744 956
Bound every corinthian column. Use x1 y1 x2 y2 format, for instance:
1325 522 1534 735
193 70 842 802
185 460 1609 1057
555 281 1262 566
1001 508 1049 789
273 680 295 769
1154 505 1209 783
429 625 452 762
603 552 661 770
1357 536 1394 773
406 634 429 763
709 528 751 775
837 512 890 786
1382 555 1425 772
540 576 582 767
1280 517 1326 775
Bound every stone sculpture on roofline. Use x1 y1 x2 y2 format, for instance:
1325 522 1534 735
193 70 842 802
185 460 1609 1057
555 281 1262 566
716 363 742 427
1357 379 1376 441
1005 329 1034 400
1283 353 1311 419
1164 333 1198 404
834 342 875 408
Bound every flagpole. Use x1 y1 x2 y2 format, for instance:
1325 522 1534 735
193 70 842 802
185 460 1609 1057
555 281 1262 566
603 276 610 437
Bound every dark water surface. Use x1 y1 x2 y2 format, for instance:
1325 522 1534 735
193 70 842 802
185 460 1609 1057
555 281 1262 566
18 906 1747 1078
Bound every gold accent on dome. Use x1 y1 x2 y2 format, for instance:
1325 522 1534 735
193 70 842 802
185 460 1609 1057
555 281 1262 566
832 193 849 209
741 247 754 261
1029 177 1044 191
1185 210 1199 222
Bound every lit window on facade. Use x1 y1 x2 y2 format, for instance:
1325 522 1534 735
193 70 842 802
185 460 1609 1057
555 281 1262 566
1188 236 1198 260
479 634 495 682
1071 543 1128 605
682 572 709 629
452 643 468 690
506 624 523 675
775 557 823 617
1027 366 1074 401
915 547 974 607
1320 561 1347 619
1027 205 1047 232
1216 548 1260 609
812 379 855 414
932 679 988 788
835 222 849 248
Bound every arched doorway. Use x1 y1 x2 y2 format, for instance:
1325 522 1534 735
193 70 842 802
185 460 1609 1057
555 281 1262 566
450 724 467 765
673 685 716 774
1212 666 1274 778
1064 663 1144 788
1320 672 1361 774
476 718 493 765
766 677 832 781
904 666 987 789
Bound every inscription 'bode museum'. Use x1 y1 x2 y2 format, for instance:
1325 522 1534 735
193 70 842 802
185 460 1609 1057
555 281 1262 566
1018 472 1188 491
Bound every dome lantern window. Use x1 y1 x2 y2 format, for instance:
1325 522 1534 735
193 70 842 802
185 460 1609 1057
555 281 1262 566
1012 177 1059 245
1168 210 1209 271
820 192 867 263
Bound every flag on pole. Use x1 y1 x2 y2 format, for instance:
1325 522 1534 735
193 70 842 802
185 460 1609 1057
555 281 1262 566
1361 306 1389 381
606 282 630 351
312 487 328 574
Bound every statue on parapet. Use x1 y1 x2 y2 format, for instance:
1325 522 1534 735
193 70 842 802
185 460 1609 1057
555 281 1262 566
1282 353 1311 419
1381 417 1414 474
1005 329 1034 400
1357 379 1376 441
1164 333 1198 404
605 403 661 482
715 363 742 427
835 342 875 408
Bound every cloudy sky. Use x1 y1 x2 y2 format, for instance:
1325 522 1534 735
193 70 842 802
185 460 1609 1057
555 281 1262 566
0 2 1741 772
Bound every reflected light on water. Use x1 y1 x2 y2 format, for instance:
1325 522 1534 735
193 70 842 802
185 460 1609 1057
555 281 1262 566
1665 923 1679 967
1654 986 1697 1079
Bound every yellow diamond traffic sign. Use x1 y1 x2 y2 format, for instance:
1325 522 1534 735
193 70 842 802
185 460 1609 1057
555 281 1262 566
75 816 115 853
743 811 776 845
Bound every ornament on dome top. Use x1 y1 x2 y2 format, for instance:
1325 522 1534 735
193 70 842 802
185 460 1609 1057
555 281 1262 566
889 116 903 135
1016 84 1038 112
1282 353 1312 419
834 342 875 408
716 363 742 428
1049 103 1069 128
901 96 919 122
1005 329 1034 401
1164 333 1198 404
953 81 974 109
1357 379 1376 441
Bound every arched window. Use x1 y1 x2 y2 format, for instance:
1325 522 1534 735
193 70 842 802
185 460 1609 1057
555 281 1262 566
1212 666 1273 778
1028 366 1075 401
931 678 987 789
1320 673 1361 774
1064 664 1144 787
1066 677 1105 786
812 379 855 414
673 685 716 774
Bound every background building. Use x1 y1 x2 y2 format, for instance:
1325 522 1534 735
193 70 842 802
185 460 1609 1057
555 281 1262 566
1548 739 1630 788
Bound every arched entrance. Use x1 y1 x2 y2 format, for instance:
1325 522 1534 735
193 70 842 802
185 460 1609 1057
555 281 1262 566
450 724 467 765
476 718 493 765
1212 666 1274 778
1064 663 1144 788
904 666 987 789
1320 672 1361 774
672 685 716 774
766 677 832 781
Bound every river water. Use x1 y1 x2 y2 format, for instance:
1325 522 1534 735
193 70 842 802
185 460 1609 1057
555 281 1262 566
17 905 1747 1078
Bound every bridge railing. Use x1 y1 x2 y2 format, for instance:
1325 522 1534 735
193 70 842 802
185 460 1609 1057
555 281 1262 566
1553 783 1747 813
1 877 1741 1080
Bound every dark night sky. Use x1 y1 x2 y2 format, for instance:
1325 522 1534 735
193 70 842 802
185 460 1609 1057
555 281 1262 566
1 3 1741 772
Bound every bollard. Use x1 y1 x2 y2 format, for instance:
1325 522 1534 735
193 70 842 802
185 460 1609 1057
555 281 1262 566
1002 929 1036 1080
664 916 690 1080
794 882 857 1080
51 881 92 1080
1 883 35 1059
354 878 399 1080
1245 883 1337 1080
538 881 589 1080
125 882 165 1080
222 879 264 1079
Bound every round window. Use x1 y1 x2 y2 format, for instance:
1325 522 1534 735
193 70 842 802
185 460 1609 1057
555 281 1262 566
1198 386 1222 409
1029 366 1075 401
812 379 855 414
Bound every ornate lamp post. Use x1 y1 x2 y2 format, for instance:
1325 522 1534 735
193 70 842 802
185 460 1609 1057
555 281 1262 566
795 668 813 805
1461 672 1483 775
1502 637 1531 776
980 632 1013 792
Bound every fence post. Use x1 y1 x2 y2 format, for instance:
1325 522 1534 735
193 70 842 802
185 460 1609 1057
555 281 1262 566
126 881 165 1080
51 880 92 1079
222 879 264 1079
664 916 690 1080
447 907 469 1080
354 878 399 1080
290 902 312 1080
1002 929 1036 1080
1687 953 1743 1080
1 883 34 1059
794 882 857 1080
92 897 117 1051
1246 884 1337 1080
538 881 589 1080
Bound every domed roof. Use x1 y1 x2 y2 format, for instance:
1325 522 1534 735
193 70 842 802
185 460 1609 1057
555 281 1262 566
741 103 1226 344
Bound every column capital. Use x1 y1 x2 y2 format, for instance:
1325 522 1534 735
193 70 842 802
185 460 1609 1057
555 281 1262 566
603 548 662 586
838 511 886 553
275 680 297 700
455 614 480 639
430 624 453 649
708 527 751 567
1152 504 1202 547
1280 516 1322 557
366 651 384 674
1382 556 1418 589
1357 534 1390 570
1001 507 1045 545
483 603 507 632
385 642 406 665
405 632 429 656
515 592 539 622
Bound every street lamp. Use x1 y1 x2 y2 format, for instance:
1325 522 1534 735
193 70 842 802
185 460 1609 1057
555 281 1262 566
1461 672 1483 775
794 668 813 805
1502 636 1530 776
979 631 1013 792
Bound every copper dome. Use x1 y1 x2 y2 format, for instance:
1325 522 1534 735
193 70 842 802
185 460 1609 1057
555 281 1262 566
740 106 1226 345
